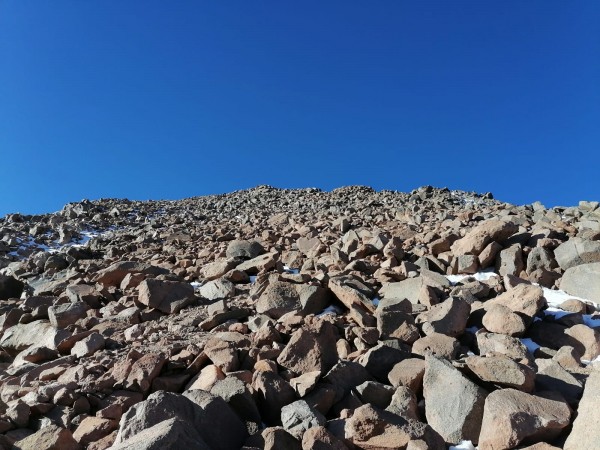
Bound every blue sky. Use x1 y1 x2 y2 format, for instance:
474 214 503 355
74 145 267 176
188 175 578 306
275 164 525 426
1 1 599 216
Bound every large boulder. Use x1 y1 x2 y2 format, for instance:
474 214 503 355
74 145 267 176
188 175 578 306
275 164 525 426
423 355 488 444
138 279 195 313
560 262 600 304
564 370 600 449
94 261 169 287
257 281 329 319
110 418 210 449
0 320 70 355
417 297 470 337
113 390 247 450
478 389 571 449
277 319 339 375
554 238 600 270
226 240 265 259
451 220 517 256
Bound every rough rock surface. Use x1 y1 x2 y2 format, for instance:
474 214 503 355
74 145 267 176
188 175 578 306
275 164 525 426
0 185 598 448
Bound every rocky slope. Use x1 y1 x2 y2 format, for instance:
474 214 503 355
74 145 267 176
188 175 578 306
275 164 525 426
0 185 599 449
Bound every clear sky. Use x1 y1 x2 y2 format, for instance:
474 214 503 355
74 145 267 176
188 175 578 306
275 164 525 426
1 1 599 216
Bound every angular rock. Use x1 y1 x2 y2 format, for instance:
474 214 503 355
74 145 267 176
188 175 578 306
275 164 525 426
554 238 600 270
226 239 265 259
417 297 470 337
424 355 487 444
49 302 89 328
563 370 600 450
478 389 571 449
110 418 210 450
560 262 600 304
0 274 24 300
281 400 326 440
465 354 535 392
138 279 195 313
277 320 338 375
94 261 169 287
451 220 517 256
12 424 80 450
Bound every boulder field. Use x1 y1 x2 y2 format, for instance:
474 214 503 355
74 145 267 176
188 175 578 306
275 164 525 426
0 185 598 449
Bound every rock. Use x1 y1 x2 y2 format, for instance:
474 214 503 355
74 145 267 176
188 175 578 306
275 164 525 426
281 400 326 440
451 220 517 256
564 324 600 360
355 381 395 409
210 376 261 424
262 427 301 450
386 386 419 421
253 370 296 425
388 358 426 393
535 359 583 403
123 353 166 393
198 278 235 301
344 403 444 449
113 390 247 450
564 370 600 450
71 332 105 358
201 258 239 280
417 297 470 337
49 302 89 328
73 416 118 445
138 279 195 313
423 355 487 444
65 284 102 308
257 281 329 318
235 253 277 274
482 304 527 337
94 261 169 287
329 275 376 313
560 262 600 304
486 283 545 318
478 389 571 449
226 240 265 259
412 333 460 359
324 360 374 402
359 343 410 382
526 247 558 274
12 424 80 450
0 274 24 300
0 320 69 355
203 339 239 372
465 355 535 392
110 418 210 449
476 331 532 361
496 244 524 277
277 320 338 375
301 426 349 450
554 238 600 270
380 273 449 305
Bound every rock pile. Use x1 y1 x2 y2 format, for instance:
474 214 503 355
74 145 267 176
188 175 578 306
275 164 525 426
0 185 598 449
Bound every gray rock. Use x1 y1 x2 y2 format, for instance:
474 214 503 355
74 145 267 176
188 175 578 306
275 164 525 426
423 355 487 444
48 302 88 328
113 391 247 450
417 297 470 337
281 400 326 440
554 238 600 270
564 370 600 450
198 278 235 302
560 262 600 304
110 418 210 450
226 239 265 259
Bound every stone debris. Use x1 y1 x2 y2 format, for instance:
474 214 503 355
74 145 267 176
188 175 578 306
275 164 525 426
0 185 597 448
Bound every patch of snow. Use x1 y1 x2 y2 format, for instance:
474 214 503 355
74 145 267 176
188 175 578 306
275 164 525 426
190 281 202 289
317 305 343 317
249 276 257 284
520 338 541 354
372 297 380 307
446 269 498 286
582 355 600 366
449 441 477 450
466 326 480 334
283 266 300 274
540 286 599 309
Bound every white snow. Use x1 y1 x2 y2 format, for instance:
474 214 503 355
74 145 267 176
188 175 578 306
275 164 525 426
446 269 498 285
249 276 257 284
582 355 600 366
283 266 300 274
190 281 202 289
540 286 598 310
372 297 380 307
520 338 541 354
449 441 477 450
317 304 343 317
